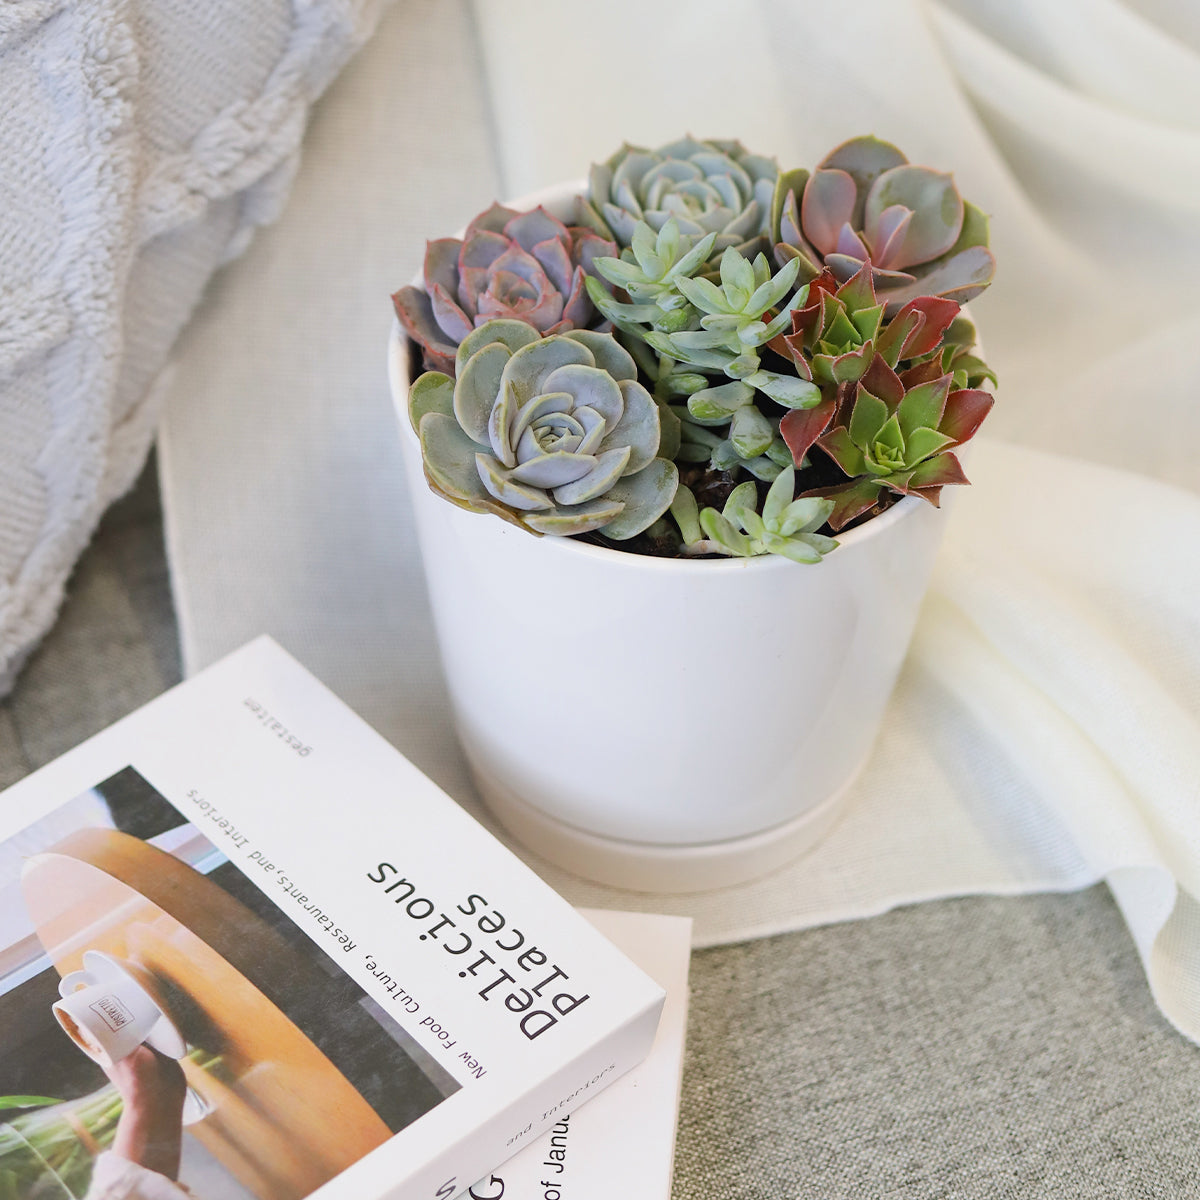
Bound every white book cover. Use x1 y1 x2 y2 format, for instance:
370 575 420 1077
0 637 664 1200
468 909 692 1200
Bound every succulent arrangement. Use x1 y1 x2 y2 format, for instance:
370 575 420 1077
395 135 997 564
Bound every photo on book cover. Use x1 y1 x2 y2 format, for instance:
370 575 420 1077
0 766 461 1200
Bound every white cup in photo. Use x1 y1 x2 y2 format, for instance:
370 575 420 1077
51 951 185 1068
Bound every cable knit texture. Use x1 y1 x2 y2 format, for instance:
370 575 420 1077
0 0 390 693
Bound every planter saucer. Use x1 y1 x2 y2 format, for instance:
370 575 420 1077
471 760 862 894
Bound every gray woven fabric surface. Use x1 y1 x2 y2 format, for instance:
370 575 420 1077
3 460 1198 1197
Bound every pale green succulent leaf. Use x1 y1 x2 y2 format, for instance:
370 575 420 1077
699 507 754 557
737 320 770 346
730 405 773 459
476 453 553 511
673 328 734 350
455 319 539 378
600 458 679 539
583 277 663 327
658 370 709 397
670 232 719 280
766 437 794 468
670 483 703 544
502 336 594 405
408 370 454 431
761 531 823 564
593 256 645 289
655 217 681 263
725 353 760 379
740 454 785 482
720 248 756 298
454 343 510 445
779 496 834 536
523 497 624 536
675 274 732 314
543 363 624 427
758 305 799 345
550 445 632 504
688 380 754 421
562 330 638 382
741 508 767 541
657 398 682 459
745 254 800 318
762 466 795 528
601 379 661 471
723 480 759 529
419 412 491 504
747 371 821 408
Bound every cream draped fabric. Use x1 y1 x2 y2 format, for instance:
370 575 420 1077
156 1 1200 1036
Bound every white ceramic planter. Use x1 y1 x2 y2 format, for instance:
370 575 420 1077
388 186 951 892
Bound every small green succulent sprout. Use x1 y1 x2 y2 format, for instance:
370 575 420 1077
411 319 678 538
697 469 838 563
586 217 718 333
645 248 819 408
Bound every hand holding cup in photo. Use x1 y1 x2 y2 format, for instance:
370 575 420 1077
53 965 168 1069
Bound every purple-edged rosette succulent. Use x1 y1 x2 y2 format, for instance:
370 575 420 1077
408 319 678 539
771 135 995 314
393 204 617 374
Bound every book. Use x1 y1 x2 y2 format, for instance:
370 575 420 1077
0 637 664 1200
468 908 691 1200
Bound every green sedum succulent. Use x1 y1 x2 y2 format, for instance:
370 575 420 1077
677 468 838 563
587 217 717 333
641 247 821 452
579 137 778 257
409 319 678 538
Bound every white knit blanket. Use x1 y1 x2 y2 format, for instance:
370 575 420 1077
0 0 389 691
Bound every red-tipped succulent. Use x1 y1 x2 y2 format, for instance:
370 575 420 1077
393 204 617 374
783 353 993 531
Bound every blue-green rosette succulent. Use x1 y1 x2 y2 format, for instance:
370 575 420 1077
409 319 678 538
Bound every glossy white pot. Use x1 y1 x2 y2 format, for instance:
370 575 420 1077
388 186 950 892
